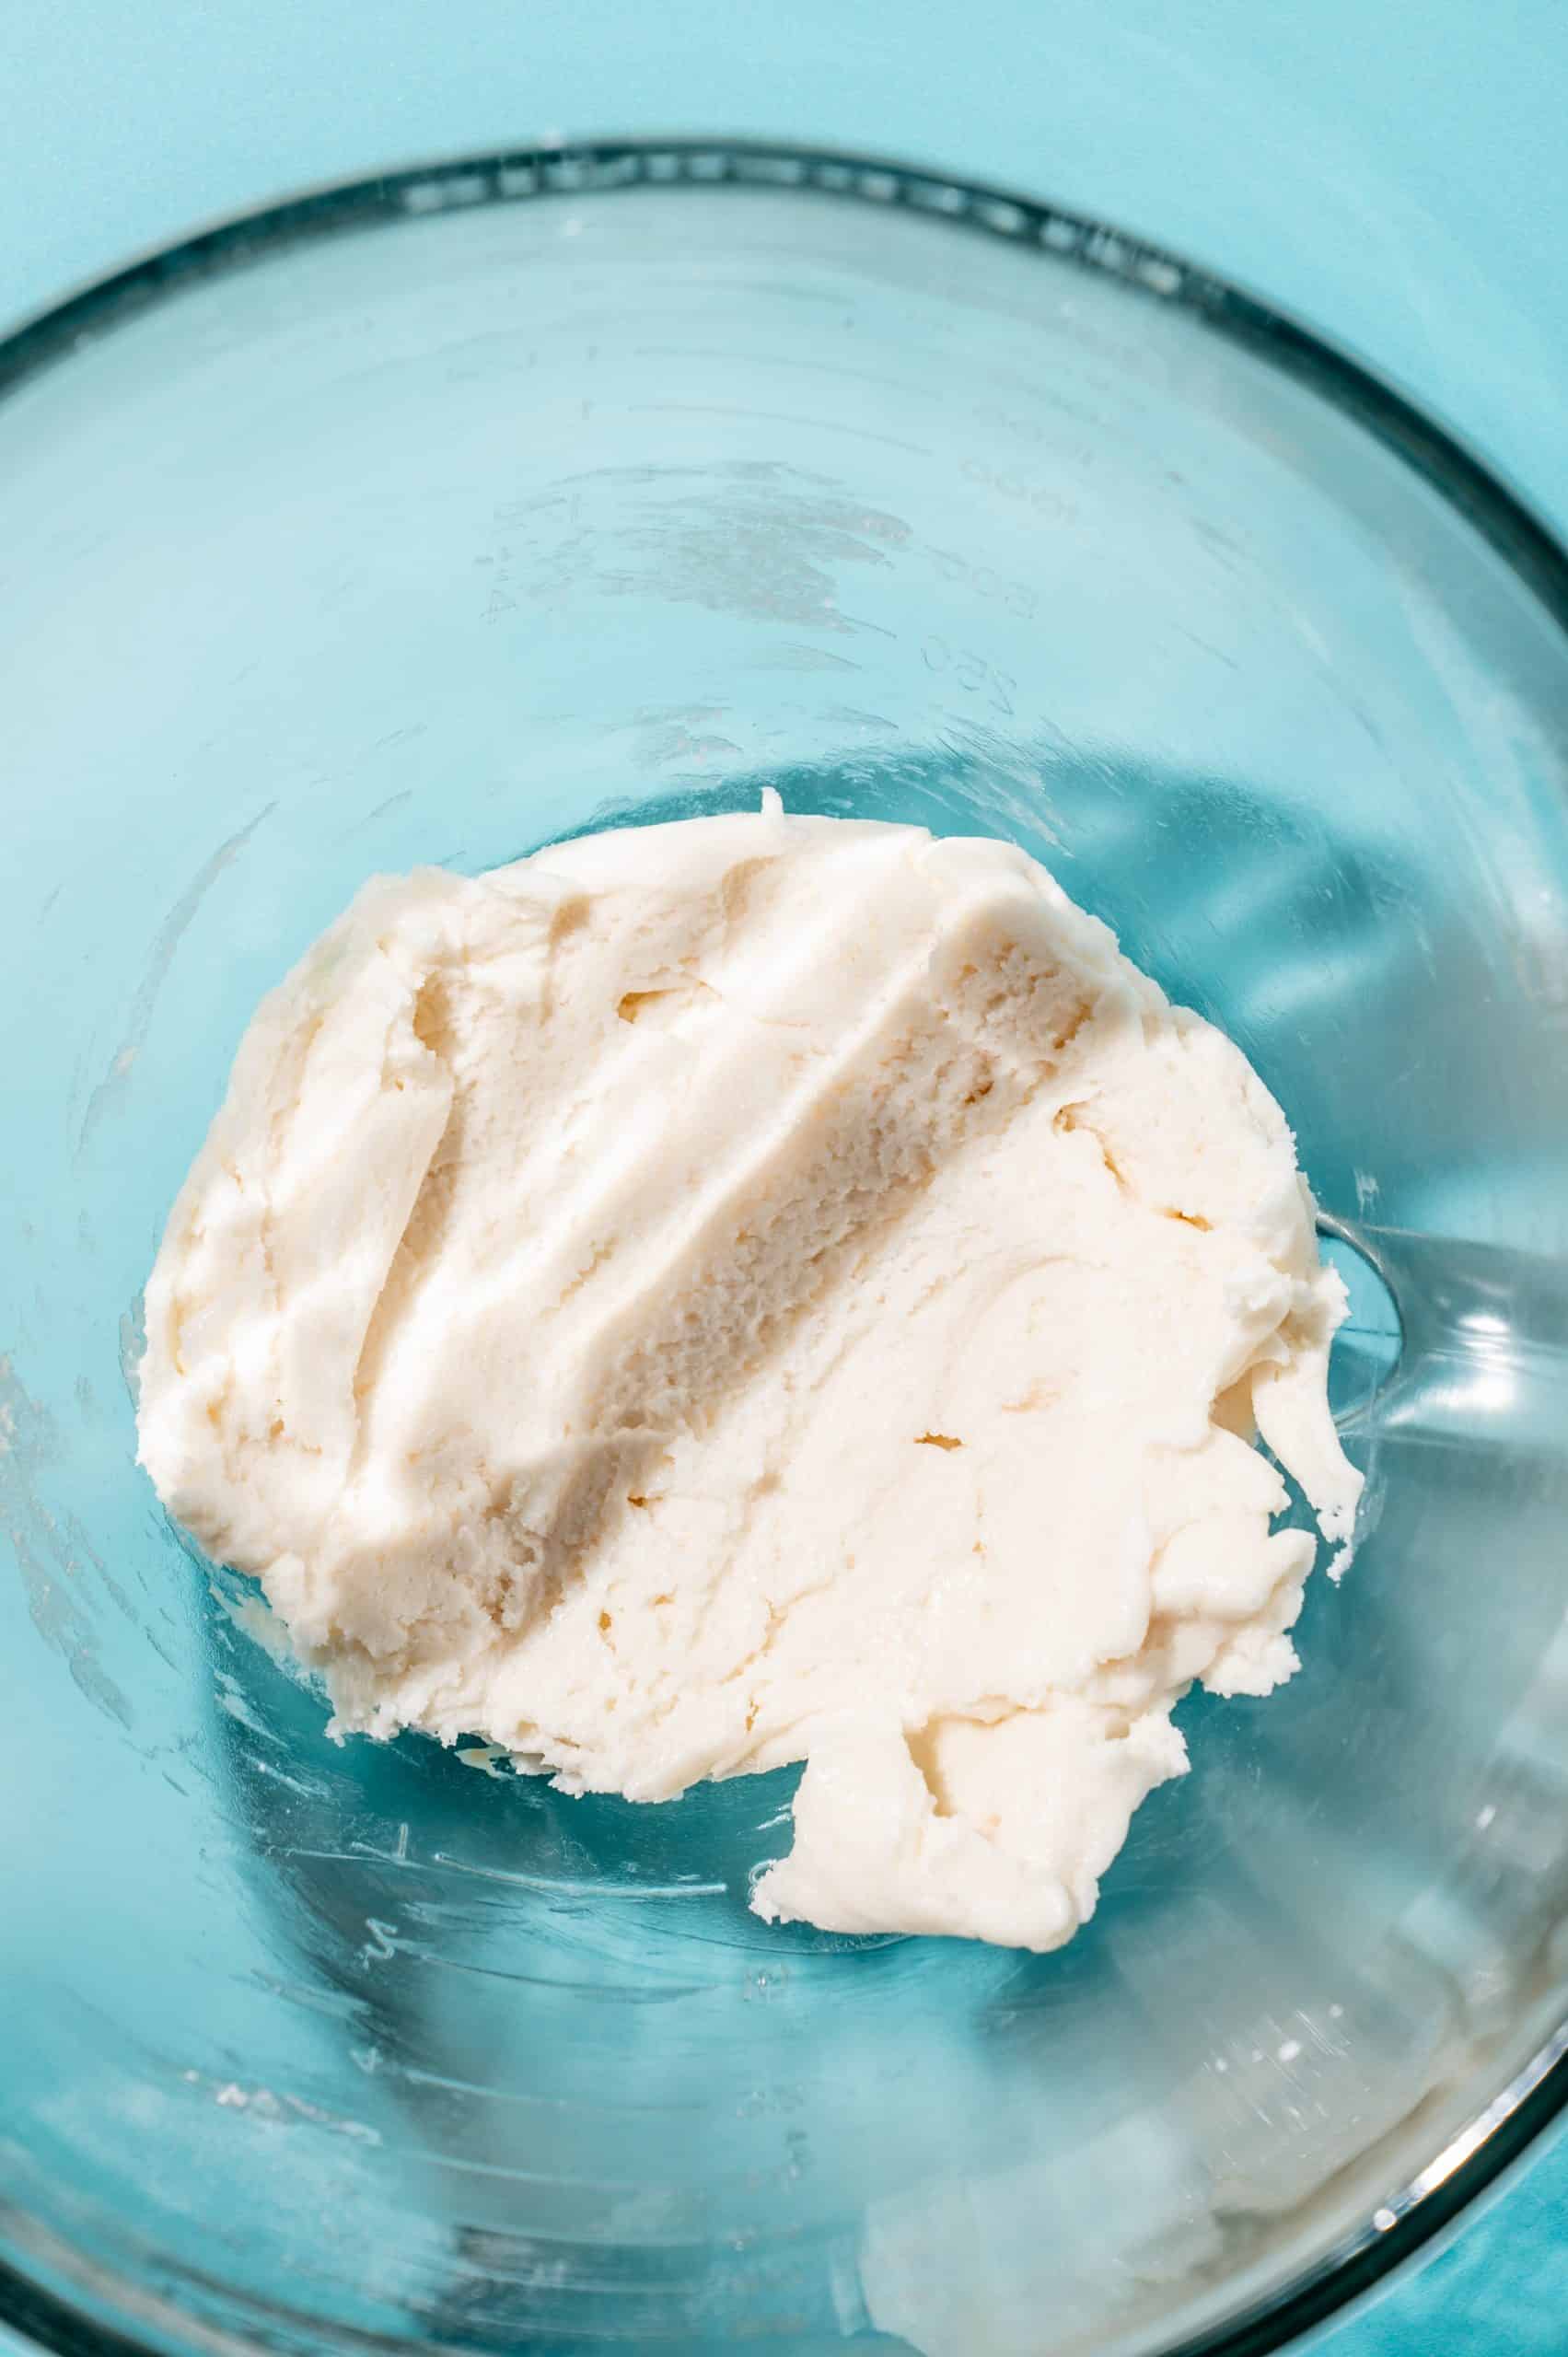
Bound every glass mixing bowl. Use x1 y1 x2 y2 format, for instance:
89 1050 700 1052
3 139 1567 2357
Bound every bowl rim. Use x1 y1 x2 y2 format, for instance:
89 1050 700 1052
3 129 1566 2357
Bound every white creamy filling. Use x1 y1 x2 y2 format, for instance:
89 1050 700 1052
138 806 1361 1950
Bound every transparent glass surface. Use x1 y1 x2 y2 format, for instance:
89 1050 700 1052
3 145 1567 2357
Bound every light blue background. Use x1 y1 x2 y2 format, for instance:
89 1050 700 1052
3 4 1564 2351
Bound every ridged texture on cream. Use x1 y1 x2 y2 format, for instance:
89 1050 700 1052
138 807 1361 1950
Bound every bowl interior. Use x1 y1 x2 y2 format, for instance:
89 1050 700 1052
4 146 1568 2357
